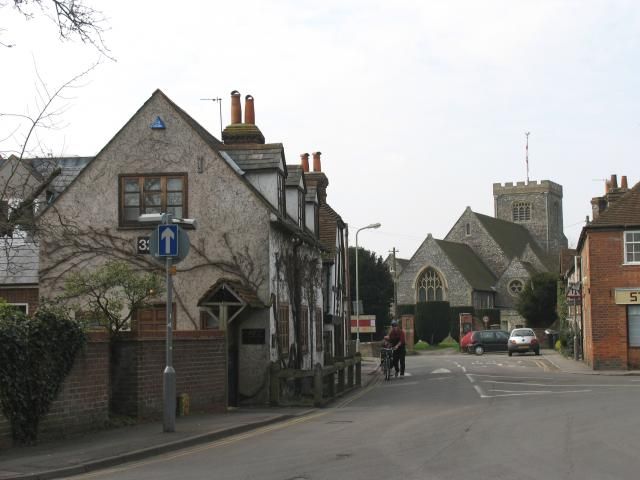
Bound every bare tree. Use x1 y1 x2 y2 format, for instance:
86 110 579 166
2 0 109 54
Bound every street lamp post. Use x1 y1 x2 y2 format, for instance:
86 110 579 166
355 222 381 352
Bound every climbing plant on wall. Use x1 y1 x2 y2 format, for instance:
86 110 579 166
0 302 86 445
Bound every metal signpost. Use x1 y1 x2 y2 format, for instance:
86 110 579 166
147 213 192 433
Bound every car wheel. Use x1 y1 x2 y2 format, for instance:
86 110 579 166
474 345 484 355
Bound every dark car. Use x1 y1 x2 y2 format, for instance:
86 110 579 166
467 330 510 355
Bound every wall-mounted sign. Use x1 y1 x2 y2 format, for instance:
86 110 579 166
137 236 150 255
150 116 166 129
614 288 640 305
242 329 266 345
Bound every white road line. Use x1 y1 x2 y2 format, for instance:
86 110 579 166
465 373 475 383
461 366 467 373
474 385 488 398
481 380 640 388
485 389 592 398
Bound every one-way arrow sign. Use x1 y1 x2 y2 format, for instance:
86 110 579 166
157 225 178 257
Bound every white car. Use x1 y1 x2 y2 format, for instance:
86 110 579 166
508 328 540 356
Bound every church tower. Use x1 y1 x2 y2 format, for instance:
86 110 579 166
493 180 568 262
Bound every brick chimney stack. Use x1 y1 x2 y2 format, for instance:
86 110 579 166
244 95 255 125
230 90 242 124
591 174 630 220
312 151 322 172
300 153 310 172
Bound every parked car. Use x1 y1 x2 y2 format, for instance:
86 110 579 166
467 330 510 355
508 328 540 356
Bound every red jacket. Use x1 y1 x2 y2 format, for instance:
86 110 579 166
388 328 405 348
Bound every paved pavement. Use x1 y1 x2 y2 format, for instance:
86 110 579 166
1 351 636 480
0 360 380 480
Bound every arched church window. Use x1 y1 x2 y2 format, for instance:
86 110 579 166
512 202 531 222
508 279 524 296
417 268 445 302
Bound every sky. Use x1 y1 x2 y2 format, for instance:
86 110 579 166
2 0 640 260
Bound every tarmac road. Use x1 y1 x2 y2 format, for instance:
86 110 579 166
65 353 640 480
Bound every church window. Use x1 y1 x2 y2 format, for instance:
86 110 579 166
417 268 445 302
512 202 531 222
508 279 524 296
465 223 470 236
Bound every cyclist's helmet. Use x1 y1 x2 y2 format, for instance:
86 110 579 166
391 320 398 326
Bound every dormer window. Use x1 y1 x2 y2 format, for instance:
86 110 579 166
277 174 286 216
298 191 305 228
512 202 531 222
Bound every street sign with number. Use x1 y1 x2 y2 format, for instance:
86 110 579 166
137 236 150 255
157 225 178 257
149 225 190 264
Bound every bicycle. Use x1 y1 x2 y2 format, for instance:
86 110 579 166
380 347 394 381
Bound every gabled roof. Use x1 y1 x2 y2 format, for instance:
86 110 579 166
473 211 548 263
220 144 287 176
435 239 496 290
29 157 93 198
578 181 640 250
197 278 264 308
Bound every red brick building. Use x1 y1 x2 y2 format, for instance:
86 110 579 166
579 175 640 369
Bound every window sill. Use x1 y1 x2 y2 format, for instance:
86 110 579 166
117 224 195 231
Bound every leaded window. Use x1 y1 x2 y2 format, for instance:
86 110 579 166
120 174 186 226
512 202 531 222
417 268 444 302
509 279 524 296
624 231 640 264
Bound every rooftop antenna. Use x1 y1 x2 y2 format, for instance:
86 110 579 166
200 97 223 139
525 131 530 184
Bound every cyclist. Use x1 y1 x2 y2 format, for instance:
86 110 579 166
388 319 406 377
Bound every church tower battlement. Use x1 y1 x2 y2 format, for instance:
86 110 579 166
493 180 567 262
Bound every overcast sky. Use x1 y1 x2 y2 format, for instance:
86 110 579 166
3 0 639 259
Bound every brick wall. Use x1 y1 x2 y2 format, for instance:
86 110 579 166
0 332 110 447
112 330 226 418
583 230 640 369
0 286 38 315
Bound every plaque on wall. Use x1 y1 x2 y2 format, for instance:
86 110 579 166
242 329 266 345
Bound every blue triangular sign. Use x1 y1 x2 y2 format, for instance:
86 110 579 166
150 116 166 129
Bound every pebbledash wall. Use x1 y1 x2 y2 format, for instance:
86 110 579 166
582 231 640 369
111 330 226 418
0 332 110 448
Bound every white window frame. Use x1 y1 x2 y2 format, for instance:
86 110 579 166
8 303 28 314
628 305 640 347
624 230 640 265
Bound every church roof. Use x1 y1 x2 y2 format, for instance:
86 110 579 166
435 239 496 290
474 212 548 263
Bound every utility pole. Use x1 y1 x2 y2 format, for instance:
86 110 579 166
389 247 398 319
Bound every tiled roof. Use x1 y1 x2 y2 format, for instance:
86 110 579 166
319 202 344 257
0 239 38 285
589 181 640 228
28 157 93 199
435 239 496 290
220 144 286 174
197 279 264 309
474 211 548 263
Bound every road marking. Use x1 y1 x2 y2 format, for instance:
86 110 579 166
483 389 592 398
474 385 488 398
481 380 640 388
465 373 475 383
432 368 451 374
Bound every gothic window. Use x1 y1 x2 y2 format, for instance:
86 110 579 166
465 223 471 236
512 202 531 222
417 268 445 302
508 279 524 296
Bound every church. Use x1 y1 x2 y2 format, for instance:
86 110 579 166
394 180 568 330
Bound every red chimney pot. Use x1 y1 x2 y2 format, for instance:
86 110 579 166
230 90 242 125
312 151 322 172
244 95 255 125
301 153 310 172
